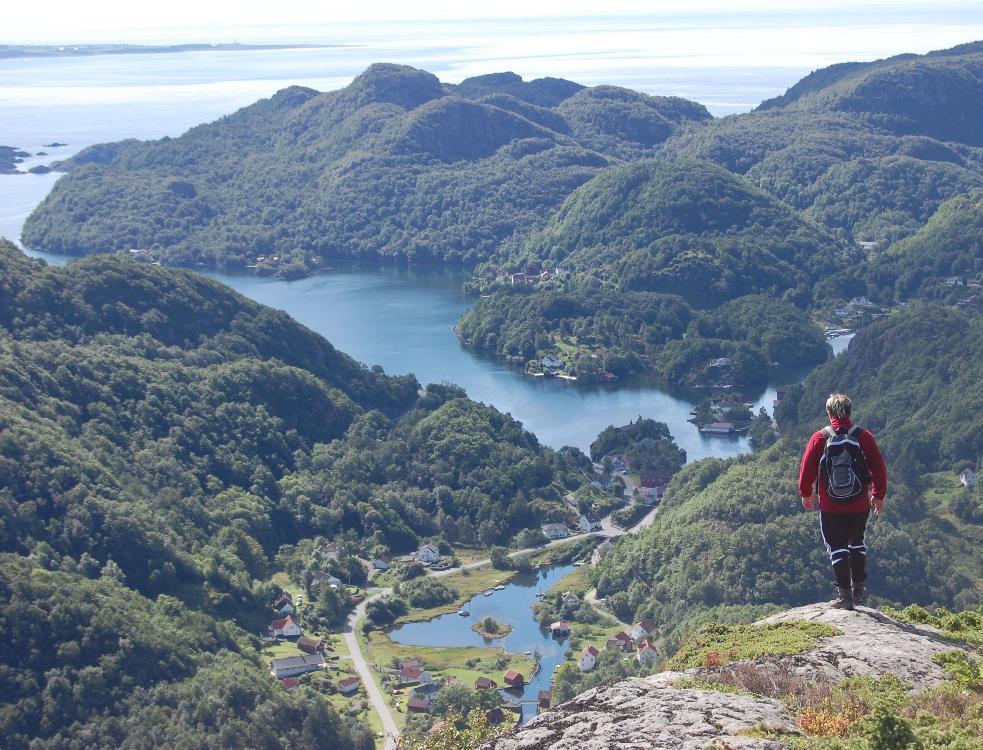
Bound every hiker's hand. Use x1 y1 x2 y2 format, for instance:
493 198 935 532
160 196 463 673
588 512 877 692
801 494 814 511
871 496 884 515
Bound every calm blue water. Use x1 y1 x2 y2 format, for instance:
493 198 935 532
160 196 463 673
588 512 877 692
0 18 872 454
390 564 576 723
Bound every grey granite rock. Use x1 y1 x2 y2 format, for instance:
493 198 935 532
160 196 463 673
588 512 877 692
485 603 971 750
754 603 965 689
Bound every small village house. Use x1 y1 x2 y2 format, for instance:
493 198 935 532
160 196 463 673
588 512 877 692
338 676 360 696
407 698 429 714
399 658 421 670
503 669 524 687
578 645 599 671
280 677 299 690
637 640 658 665
630 619 656 641
272 592 294 615
541 523 570 540
415 543 440 564
270 654 325 679
412 682 441 703
579 513 602 532
316 541 342 560
398 665 433 685
475 676 497 690
541 354 564 370
550 620 570 637
538 690 552 709
269 615 303 638
297 635 325 655
960 468 978 487
372 555 391 571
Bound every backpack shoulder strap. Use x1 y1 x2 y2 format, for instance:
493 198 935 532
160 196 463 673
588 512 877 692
847 424 861 437
821 426 836 440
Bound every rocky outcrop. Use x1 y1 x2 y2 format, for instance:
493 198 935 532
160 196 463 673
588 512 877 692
485 604 971 750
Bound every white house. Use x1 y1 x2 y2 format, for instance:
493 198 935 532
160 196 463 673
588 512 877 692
416 543 441 564
578 645 599 672
372 555 391 571
541 523 570 540
542 354 564 370
269 616 303 638
270 654 325 679
637 640 658 665
273 592 294 615
579 514 602 533
960 469 978 487
630 619 656 641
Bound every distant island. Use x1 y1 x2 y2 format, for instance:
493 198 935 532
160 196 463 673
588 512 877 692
0 42 353 59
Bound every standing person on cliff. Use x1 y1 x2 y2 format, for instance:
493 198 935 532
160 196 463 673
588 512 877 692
799 393 888 610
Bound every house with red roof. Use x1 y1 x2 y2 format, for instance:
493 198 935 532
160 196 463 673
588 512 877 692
297 635 324 655
503 669 524 687
407 698 429 713
538 690 552 709
578 644 599 671
549 620 570 637
280 677 299 690
338 676 360 696
269 615 303 638
637 640 658 665
630 619 656 641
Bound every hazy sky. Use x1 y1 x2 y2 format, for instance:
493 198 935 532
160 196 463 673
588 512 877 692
5 0 983 44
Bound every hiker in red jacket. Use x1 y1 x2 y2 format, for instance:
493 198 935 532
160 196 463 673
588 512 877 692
799 393 887 610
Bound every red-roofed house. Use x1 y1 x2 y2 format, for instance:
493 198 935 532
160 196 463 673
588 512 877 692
503 670 524 687
273 592 294 615
398 666 432 685
538 690 552 709
578 644 599 671
338 676 360 696
281 677 299 690
549 620 570 637
407 698 429 713
297 635 325 655
637 640 658 665
630 619 656 641
269 616 303 638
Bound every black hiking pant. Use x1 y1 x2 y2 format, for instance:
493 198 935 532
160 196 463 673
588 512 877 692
819 510 869 588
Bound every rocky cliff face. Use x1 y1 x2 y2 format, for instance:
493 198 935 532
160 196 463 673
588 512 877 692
483 603 972 750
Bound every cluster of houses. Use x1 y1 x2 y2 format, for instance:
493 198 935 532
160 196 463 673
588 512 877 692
264 590 361 696
495 266 569 286
568 619 660 673
540 511 601 540
395 658 526 725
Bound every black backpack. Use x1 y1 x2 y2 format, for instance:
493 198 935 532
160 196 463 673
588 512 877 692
818 425 871 503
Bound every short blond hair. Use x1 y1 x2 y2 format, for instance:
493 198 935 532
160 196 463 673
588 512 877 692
825 393 852 419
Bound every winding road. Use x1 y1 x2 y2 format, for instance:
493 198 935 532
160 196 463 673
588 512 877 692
342 498 660 750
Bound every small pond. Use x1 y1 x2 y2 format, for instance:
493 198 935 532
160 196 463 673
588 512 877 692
389 564 576 723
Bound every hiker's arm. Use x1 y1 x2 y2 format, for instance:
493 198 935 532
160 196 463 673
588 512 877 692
863 431 888 507
798 433 822 508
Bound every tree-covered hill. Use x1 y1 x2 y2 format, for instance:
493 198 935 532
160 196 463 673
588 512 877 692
863 189 983 302
593 305 982 649
664 43 983 246
457 160 839 382
21 63 710 271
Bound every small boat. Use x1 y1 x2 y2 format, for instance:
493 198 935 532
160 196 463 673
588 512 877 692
458 609 470 617
483 590 493 596
535 592 545 598
494 585 506 591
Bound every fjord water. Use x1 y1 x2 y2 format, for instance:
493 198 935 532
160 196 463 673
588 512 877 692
0 12 899 453
389 564 577 723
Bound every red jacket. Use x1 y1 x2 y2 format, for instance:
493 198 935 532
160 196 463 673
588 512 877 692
798 416 887 513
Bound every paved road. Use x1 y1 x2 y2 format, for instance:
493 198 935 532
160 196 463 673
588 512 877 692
342 499 660 748
343 591 397 750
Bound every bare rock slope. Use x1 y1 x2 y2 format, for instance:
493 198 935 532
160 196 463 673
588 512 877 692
484 603 970 750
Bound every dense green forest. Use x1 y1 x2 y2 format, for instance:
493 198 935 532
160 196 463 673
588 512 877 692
0 240 592 746
593 306 982 650
22 64 709 270
460 43 983 380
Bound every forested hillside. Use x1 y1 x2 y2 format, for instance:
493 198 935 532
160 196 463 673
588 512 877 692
0 240 588 746
593 306 983 650
460 43 983 382
21 64 709 271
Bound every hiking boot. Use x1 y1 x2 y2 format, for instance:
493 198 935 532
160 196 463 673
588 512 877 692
831 585 854 610
852 582 867 606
